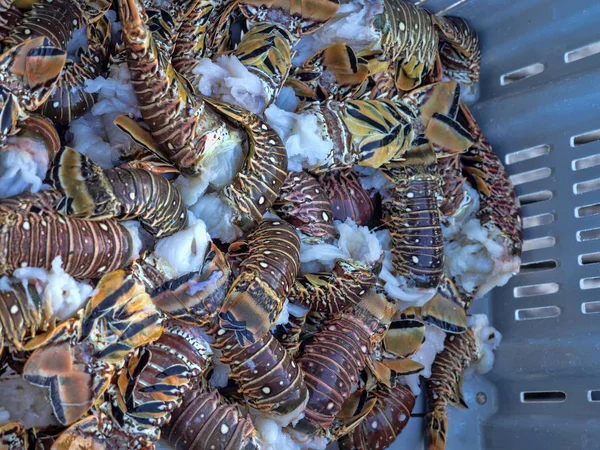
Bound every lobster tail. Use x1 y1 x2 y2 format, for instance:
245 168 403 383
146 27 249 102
425 406 448 450
50 146 119 218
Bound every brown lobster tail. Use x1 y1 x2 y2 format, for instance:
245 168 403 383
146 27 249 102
204 97 288 231
0 4 22 40
319 169 375 226
214 330 309 417
0 193 132 279
296 316 372 433
0 37 67 112
425 330 477 450
41 15 112 125
434 16 481 85
458 103 523 257
163 390 256 450
273 171 337 244
382 144 444 290
105 324 212 441
338 384 416 450
219 219 300 346
288 259 380 314
0 279 48 351
5 0 109 48
171 0 215 77
51 146 187 237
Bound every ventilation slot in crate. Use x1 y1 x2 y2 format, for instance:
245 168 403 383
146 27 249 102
515 306 561 320
565 41 600 63
577 227 600 242
576 203 600 218
513 283 559 298
521 391 566 403
582 301 600 314
572 129 600 147
510 168 551 186
523 213 554 229
574 178 600 195
588 391 600 402
518 259 557 275
505 145 550 165
500 63 544 86
519 190 552 206
572 154 600 171
522 236 556 252
579 252 600 266
580 277 600 290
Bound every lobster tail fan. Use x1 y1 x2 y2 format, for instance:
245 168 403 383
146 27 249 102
50 146 119 218
422 278 468 334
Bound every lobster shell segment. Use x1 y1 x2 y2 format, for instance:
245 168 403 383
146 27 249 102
218 219 300 346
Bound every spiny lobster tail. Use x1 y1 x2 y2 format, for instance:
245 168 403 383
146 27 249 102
435 15 481 85
421 277 468 334
425 330 478 450
50 146 119 218
0 37 67 112
41 15 112 125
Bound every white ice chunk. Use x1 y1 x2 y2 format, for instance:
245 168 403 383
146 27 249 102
353 165 393 199
0 371 59 429
292 0 383 65
190 193 243 243
265 104 333 172
299 219 383 273
155 221 211 277
193 55 267 114
68 113 120 169
253 416 328 450
275 86 300 112
12 256 94 322
0 136 50 198
466 314 502 376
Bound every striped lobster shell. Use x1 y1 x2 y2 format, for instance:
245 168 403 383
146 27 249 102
338 384 416 450
117 0 245 176
304 99 415 172
238 0 340 38
295 288 396 434
213 329 309 419
318 169 375 226
234 21 295 108
40 15 112 125
162 389 256 450
273 171 337 244
143 243 233 331
4 0 110 49
374 0 439 91
434 15 481 85
50 146 187 238
0 192 133 279
218 219 300 346
0 278 49 353
381 144 444 291
425 330 477 450
103 323 212 443
458 103 523 257
203 98 288 232
288 259 381 314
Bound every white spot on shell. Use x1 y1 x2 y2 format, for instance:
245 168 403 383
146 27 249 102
220 424 229 434
10 305 18 314
412 256 419 264
262 386 271 394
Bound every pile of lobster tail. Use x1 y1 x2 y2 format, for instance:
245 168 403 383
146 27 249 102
0 0 517 449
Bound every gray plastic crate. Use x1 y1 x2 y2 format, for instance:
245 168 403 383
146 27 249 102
391 1 600 449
